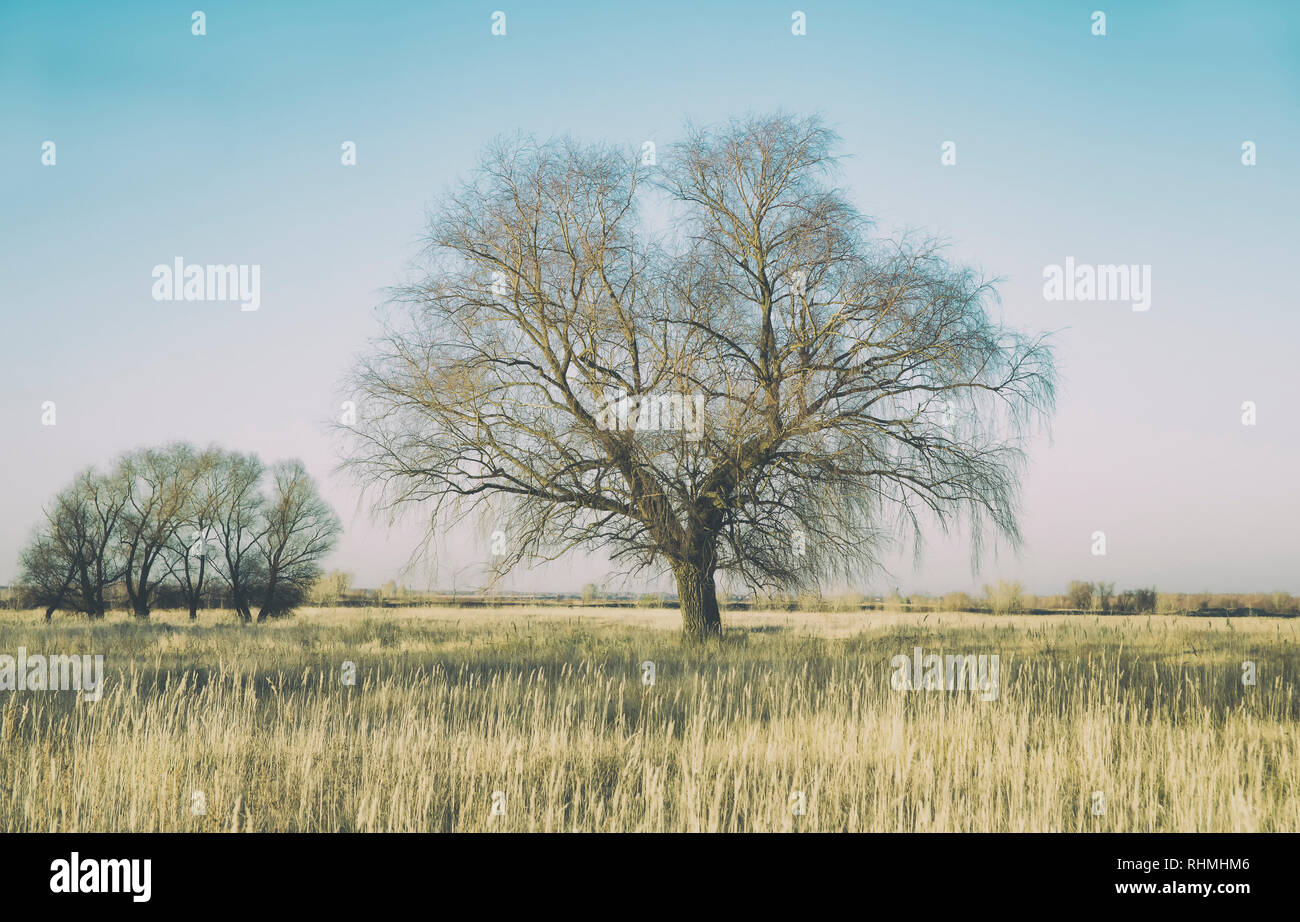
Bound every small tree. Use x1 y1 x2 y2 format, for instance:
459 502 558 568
45 470 127 618
17 535 77 622
208 451 268 623
255 461 341 621
311 570 353 606
943 591 976 612
162 446 223 620
118 443 198 618
1066 580 1094 612
984 580 1024 615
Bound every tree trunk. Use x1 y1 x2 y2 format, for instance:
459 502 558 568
131 560 152 618
256 576 278 622
673 560 721 641
190 558 205 620
230 590 252 623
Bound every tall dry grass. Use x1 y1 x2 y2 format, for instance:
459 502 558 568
1 606 1297 831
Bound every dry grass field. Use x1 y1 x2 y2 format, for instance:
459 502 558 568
1 606 1297 832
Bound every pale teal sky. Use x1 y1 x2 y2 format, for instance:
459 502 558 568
1 1 1297 595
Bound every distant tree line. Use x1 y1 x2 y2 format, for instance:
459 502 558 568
748 584 1298 616
17 444 340 623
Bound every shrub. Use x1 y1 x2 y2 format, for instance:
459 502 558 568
943 591 976 612
984 580 1024 615
1066 581 1093 611
830 592 866 612
797 591 829 612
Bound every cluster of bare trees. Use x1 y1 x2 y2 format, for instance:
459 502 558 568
345 112 1055 639
1064 581 1156 613
17 444 340 623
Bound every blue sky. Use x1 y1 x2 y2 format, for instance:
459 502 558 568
1 1 1297 595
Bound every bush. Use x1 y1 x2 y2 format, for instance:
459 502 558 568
830 592 865 612
797 591 829 612
943 591 976 612
1066 581 1093 611
984 580 1024 615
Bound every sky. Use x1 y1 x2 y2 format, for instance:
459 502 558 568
1 0 1297 596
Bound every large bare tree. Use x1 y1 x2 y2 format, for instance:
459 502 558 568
345 113 1055 639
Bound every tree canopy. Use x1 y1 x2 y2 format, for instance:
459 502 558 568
18 444 339 623
345 113 1055 639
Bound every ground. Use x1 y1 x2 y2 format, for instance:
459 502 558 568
1 606 1296 832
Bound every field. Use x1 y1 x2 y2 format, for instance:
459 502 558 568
1 606 1298 832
